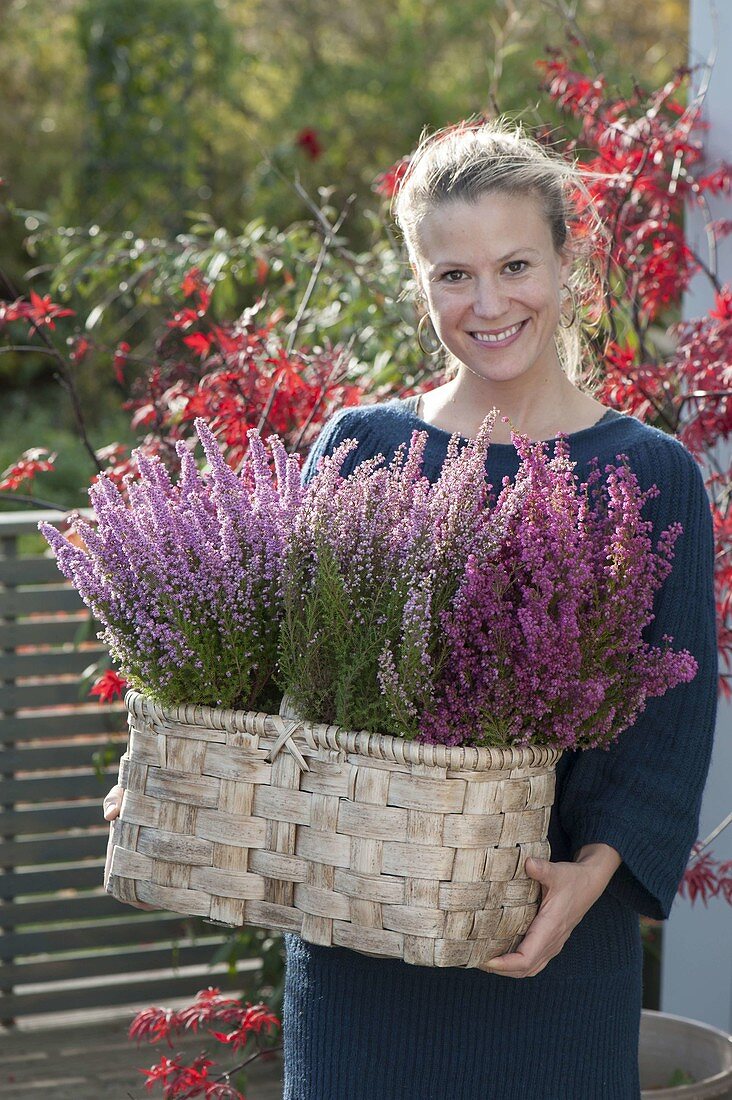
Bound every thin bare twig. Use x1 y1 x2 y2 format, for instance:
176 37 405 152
255 188 356 440
690 810 732 860
0 491 69 511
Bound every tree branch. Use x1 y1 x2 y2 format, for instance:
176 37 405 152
0 266 103 475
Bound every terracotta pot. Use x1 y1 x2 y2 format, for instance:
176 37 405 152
640 1010 732 1098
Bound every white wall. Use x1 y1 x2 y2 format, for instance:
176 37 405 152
660 0 732 1033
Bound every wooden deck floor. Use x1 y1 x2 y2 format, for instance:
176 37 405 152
0 1009 283 1099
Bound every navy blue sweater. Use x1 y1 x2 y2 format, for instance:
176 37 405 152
283 398 718 1100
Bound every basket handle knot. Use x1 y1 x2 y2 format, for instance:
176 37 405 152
266 718 309 772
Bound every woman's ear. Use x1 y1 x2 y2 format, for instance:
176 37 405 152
557 244 574 288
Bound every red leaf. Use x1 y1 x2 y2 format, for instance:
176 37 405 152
26 290 75 329
176 988 244 1032
679 850 719 905
0 298 30 326
210 1004 280 1051
0 448 56 492
113 341 131 385
129 1005 181 1047
69 336 90 364
183 332 214 357
697 165 732 195
181 268 204 298
89 669 127 703
131 403 158 430
295 128 323 159
373 157 411 198
167 308 202 332
710 286 732 321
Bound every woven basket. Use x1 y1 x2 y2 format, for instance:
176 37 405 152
105 690 561 969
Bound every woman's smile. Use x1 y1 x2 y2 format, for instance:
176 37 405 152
470 319 528 346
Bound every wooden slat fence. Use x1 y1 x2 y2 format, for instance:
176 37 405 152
0 511 253 1021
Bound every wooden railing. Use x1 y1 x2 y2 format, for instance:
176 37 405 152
0 511 256 1020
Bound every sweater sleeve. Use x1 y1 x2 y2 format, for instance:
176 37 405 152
558 439 718 920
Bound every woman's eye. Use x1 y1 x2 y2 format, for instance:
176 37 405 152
505 260 527 274
442 270 466 282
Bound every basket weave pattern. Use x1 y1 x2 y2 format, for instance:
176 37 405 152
106 691 560 969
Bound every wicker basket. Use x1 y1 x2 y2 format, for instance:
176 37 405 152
105 690 560 969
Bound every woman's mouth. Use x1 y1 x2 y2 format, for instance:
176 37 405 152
470 320 527 347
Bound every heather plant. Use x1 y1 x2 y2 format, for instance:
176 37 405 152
39 418 304 711
280 417 698 751
418 434 698 749
277 415 502 734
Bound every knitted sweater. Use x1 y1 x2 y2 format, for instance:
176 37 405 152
283 398 718 1100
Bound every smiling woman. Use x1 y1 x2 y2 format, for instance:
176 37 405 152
277 120 719 1100
413 193 571 397
395 120 609 445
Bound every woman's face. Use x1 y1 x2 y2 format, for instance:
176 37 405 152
411 191 571 388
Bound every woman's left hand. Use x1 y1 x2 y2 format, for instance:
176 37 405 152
480 842 622 979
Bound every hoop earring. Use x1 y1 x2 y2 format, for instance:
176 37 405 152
558 284 577 330
417 313 442 356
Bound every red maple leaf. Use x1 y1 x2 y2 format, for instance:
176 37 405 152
0 298 28 326
0 448 56 492
89 669 128 703
176 988 244 1033
131 403 158 430
129 1006 182 1048
25 290 75 329
167 308 202 332
183 332 214 357
710 286 732 321
211 1004 280 1051
679 848 720 905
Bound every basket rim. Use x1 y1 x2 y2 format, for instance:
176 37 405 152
124 689 562 772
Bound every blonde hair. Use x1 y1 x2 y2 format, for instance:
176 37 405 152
392 118 607 387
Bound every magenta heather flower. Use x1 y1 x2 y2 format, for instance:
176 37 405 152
419 433 697 750
40 419 304 710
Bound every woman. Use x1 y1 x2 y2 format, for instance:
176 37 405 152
105 122 718 1098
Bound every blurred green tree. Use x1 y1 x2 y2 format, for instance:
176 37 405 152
75 0 236 233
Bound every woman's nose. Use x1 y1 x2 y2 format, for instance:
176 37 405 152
471 277 509 319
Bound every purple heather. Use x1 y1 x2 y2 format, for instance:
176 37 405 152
40 419 304 710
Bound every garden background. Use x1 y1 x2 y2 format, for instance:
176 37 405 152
0 0 729 1078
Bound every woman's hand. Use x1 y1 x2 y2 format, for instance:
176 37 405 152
103 783 157 910
481 843 622 979
103 783 124 821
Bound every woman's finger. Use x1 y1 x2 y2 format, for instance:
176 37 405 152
102 784 124 821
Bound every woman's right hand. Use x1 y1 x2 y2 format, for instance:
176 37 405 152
103 783 124 821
